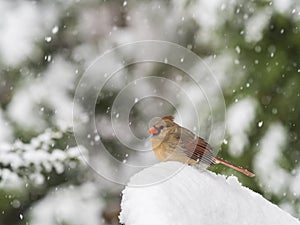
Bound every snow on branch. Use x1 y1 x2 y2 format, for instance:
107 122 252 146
120 162 300 225
30 183 103 225
0 129 87 188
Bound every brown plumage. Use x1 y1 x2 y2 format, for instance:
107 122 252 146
148 116 255 177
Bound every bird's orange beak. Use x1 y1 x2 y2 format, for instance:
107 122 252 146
148 127 159 135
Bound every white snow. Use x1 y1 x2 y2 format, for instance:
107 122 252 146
253 123 300 215
0 109 13 143
245 8 272 43
0 129 87 187
273 0 292 14
7 57 77 131
254 123 290 195
290 166 300 197
0 1 58 66
0 168 24 189
30 183 103 225
120 161 300 225
227 98 257 156
7 86 47 132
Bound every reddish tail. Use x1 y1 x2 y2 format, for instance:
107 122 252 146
215 157 255 177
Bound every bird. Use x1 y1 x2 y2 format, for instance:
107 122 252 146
148 116 255 177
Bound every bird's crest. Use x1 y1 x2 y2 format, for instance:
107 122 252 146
162 116 174 121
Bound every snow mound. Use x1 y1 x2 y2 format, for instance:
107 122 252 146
120 162 300 225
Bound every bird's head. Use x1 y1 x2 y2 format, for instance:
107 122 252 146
148 116 176 140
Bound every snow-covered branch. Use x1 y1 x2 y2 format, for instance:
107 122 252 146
0 129 87 188
120 162 300 225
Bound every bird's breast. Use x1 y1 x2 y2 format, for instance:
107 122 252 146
150 138 174 161
150 137 197 165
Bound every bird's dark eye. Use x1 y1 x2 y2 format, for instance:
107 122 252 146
159 125 164 130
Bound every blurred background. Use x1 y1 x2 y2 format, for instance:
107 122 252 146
0 0 300 224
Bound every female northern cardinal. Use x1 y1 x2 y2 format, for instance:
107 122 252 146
148 116 255 177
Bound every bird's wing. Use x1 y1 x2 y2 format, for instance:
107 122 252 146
171 127 216 165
